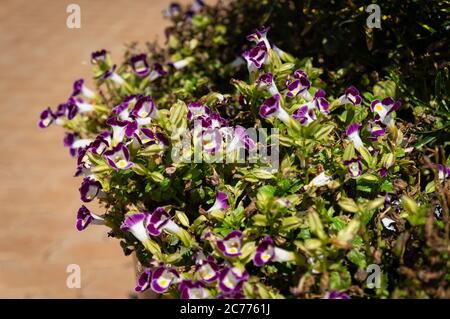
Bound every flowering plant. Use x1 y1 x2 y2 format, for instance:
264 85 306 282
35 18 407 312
39 1 449 299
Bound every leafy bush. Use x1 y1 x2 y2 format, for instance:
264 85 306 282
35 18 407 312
39 1 449 298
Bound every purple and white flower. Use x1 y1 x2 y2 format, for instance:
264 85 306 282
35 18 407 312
171 57 194 70
217 230 242 257
135 268 152 292
201 128 223 154
90 132 110 155
106 117 137 145
246 26 271 50
71 79 96 100
226 125 256 152
338 86 362 106
306 172 332 189
368 120 386 140
218 266 249 293
257 72 279 95
150 264 180 293
343 156 363 178
120 212 150 245
207 191 230 213
253 236 296 266
91 49 107 64
103 142 134 170
438 164 450 183
63 133 92 156
323 291 351 299
195 256 219 283
179 280 210 299
286 76 311 100
68 97 94 113
370 97 401 126
309 89 329 114
292 104 316 126
259 94 290 125
187 101 210 121
164 2 181 17
112 95 138 121
149 63 168 81
242 42 268 73
76 205 105 231
381 217 396 231
346 123 364 149
38 107 55 128
130 54 150 77
131 95 158 124
101 64 125 85
146 207 183 237
79 177 102 203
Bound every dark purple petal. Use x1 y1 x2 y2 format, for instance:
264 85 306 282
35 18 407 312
120 212 147 231
217 230 243 257
79 177 102 203
135 268 152 292
130 54 150 78
345 123 361 136
38 107 55 128
259 94 280 118
253 236 275 266
76 205 93 231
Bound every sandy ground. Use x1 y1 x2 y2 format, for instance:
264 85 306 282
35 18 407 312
0 0 211 298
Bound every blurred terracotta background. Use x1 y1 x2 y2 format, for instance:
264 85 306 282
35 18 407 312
0 0 212 298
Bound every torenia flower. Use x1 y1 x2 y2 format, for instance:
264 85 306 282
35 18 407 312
201 128 223 154
242 42 268 73
257 72 279 96
131 95 158 124
309 89 329 114
227 125 256 152
112 95 137 121
338 86 362 106
343 156 363 178
218 266 249 293
217 230 242 257
91 49 107 64
149 63 168 81
38 107 55 128
135 268 152 293
253 236 296 267
346 123 364 149
120 212 150 245
106 117 137 145
101 64 125 85
130 54 150 77
71 79 96 100
104 142 134 170
438 164 450 183
246 26 271 50
370 97 401 126
90 132 110 155
63 133 92 156
368 120 386 140
171 57 194 70
79 177 102 202
285 76 311 100
306 172 332 189
164 2 181 17
195 255 219 283
207 191 230 213
146 207 184 237
76 205 105 231
68 97 94 113
187 102 210 121
323 291 351 299
259 94 290 125
292 104 316 126
150 264 180 293
179 280 210 299
381 217 396 231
